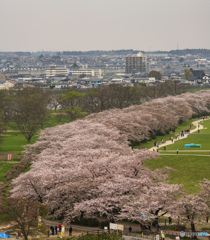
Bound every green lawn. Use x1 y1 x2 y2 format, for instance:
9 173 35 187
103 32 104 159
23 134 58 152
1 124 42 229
145 155 210 193
159 151 210 155
0 132 37 152
159 134 210 150
0 113 70 154
199 119 210 133
135 133 176 149
174 119 197 133
187 88 210 93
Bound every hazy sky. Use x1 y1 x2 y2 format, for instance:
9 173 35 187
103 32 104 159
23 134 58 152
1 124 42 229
0 0 210 52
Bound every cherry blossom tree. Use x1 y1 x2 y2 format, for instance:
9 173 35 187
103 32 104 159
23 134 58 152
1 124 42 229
168 193 208 232
10 91 210 224
198 179 210 213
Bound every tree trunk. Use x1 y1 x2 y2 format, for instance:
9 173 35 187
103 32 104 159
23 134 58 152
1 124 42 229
191 222 195 232
152 217 158 227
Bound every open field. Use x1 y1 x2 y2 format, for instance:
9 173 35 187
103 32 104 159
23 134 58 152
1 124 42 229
0 132 37 153
145 155 210 193
159 151 210 155
199 119 210 133
159 134 210 150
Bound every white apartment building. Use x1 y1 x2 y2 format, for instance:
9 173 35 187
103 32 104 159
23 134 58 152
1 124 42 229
46 66 68 78
71 69 102 77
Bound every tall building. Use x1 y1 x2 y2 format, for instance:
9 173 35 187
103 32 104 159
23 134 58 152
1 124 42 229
125 52 147 74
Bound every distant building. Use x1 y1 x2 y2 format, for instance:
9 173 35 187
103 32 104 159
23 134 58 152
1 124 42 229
5 67 46 76
0 79 16 89
46 65 68 78
125 52 147 74
0 72 6 80
71 69 102 77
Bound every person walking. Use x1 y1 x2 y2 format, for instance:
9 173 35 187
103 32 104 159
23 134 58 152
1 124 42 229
168 217 172 224
50 226 54 235
55 226 58 235
129 226 132 235
162 232 165 240
58 224 62 232
177 149 179 154
69 226 73 236
206 216 208 223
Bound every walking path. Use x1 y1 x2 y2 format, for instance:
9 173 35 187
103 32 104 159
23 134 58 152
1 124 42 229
149 118 207 152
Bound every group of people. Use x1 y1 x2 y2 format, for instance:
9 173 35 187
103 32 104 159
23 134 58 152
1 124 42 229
49 224 72 236
180 130 185 137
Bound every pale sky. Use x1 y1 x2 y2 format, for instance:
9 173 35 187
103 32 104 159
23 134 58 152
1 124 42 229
0 0 210 52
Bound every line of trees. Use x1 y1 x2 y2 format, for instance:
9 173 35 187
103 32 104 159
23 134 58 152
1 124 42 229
0 82 188 144
10 90 210 231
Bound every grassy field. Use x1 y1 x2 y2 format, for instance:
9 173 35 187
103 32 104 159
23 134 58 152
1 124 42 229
187 88 210 93
145 155 210 193
159 151 210 155
159 134 210 150
0 132 37 153
199 119 210 133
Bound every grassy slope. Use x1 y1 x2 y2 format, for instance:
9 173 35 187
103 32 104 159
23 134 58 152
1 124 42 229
144 119 210 193
145 155 210 193
159 134 210 150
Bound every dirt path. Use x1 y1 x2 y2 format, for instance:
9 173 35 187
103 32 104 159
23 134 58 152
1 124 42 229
149 118 207 152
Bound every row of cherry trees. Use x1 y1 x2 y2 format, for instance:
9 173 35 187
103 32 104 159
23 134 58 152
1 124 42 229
11 91 210 230
87 90 210 144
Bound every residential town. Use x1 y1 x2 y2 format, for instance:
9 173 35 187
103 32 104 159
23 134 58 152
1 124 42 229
0 49 210 90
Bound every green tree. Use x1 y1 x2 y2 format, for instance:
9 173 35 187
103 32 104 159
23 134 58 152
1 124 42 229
148 70 162 80
60 89 86 121
12 88 50 143
0 198 48 240
65 106 87 121
61 88 84 108
184 68 193 80
0 90 13 132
